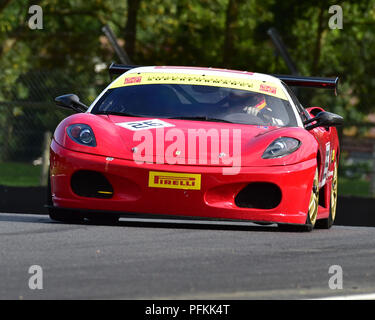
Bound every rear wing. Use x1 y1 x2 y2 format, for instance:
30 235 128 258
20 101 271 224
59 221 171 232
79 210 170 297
273 74 339 95
109 63 138 76
108 63 339 95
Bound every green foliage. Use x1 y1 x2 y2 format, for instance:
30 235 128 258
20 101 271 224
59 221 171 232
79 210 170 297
136 0 227 66
1 1 374 113
0 0 375 163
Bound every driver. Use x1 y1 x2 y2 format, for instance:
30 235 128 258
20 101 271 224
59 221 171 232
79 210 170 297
227 90 284 126
242 93 268 116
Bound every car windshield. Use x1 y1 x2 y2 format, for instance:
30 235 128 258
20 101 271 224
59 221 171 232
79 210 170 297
92 83 298 127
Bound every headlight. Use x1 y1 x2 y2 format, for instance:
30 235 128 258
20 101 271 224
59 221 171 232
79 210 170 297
67 124 96 147
262 137 300 159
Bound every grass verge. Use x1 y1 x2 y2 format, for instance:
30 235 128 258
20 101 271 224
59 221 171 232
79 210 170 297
0 162 40 187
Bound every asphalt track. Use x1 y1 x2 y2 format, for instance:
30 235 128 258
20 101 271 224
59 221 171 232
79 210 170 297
1 212 375 300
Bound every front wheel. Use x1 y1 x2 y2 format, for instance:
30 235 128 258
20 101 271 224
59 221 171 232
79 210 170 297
316 159 338 229
86 213 120 225
49 207 85 223
306 167 319 230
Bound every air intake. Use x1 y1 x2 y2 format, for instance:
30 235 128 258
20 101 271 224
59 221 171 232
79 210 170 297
235 182 281 209
71 170 113 199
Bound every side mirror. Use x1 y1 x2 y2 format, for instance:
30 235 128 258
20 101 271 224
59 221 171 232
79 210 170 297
55 94 88 113
304 111 344 130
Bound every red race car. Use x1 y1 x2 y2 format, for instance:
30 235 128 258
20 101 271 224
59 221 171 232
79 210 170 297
48 64 343 231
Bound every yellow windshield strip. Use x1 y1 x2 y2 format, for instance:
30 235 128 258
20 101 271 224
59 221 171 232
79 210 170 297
109 72 288 100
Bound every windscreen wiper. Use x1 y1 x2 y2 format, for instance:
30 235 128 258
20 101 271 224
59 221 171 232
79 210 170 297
168 116 233 123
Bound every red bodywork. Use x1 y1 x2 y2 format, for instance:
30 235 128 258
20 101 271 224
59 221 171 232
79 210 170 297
50 105 340 225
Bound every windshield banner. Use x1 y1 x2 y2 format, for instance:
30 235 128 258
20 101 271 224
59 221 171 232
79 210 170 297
109 72 288 100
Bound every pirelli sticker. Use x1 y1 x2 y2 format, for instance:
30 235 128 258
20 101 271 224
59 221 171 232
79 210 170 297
109 72 288 100
148 171 201 190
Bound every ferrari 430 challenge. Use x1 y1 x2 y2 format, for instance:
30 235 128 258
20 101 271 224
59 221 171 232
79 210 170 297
48 64 343 231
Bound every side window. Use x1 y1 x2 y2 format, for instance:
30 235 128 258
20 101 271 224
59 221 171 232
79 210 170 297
282 83 310 122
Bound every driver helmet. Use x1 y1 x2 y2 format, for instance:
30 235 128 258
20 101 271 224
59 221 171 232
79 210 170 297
229 90 266 108
251 93 267 111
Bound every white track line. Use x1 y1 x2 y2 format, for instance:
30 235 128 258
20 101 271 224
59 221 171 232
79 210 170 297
316 293 375 300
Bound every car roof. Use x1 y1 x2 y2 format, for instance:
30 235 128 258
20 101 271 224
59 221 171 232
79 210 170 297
89 65 303 127
125 66 282 85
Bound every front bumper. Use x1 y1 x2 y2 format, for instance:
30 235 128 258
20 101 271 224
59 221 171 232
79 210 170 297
50 140 316 225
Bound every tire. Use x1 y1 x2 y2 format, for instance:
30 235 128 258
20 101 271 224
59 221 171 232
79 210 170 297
316 159 338 229
278 223 311 232
278 166 319 232
86 213 120 225
49 207 85 223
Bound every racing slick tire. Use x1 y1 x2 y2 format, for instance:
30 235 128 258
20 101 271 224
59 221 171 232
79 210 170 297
85 213 120 225
49 207 85 224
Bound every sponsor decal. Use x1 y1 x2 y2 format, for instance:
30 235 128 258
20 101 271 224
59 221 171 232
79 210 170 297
116 119 175 131
124 76 142 84
109 72 288 100
148 171 201 190
320 142 331 188
259 84 277 94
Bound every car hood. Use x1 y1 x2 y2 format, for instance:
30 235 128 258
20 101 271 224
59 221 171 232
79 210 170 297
54 113 318 168
107 115 315 167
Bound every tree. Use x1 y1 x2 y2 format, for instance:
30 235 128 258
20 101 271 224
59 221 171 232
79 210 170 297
124 0 141 60
222 0 245 67
1 1 375 161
